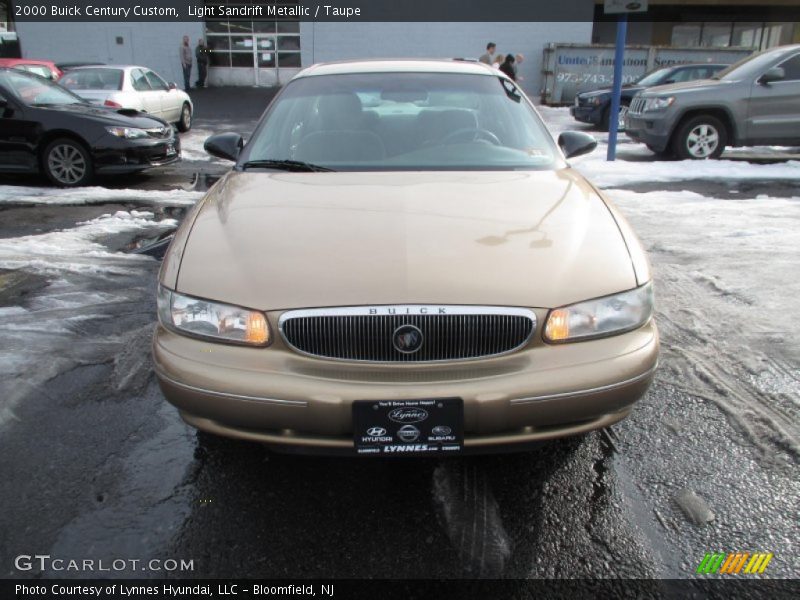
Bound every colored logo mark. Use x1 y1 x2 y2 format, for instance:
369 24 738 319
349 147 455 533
696 552 773 575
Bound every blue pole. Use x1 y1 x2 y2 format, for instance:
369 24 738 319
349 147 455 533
607 14 628 161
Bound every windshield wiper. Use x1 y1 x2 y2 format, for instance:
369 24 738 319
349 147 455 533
240 159 335 172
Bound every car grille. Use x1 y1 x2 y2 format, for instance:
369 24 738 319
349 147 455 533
279 305 537 362
629 97 646 115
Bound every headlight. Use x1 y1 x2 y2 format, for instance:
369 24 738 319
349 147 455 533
544 283 654 343
642 96 675 112
591 95 606 106
157 286 270 346
106 126 148 139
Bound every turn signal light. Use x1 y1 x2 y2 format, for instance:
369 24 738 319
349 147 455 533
245 312 269 345
544 309 570 341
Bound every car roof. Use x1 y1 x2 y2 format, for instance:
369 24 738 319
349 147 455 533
296 59 504 79
0 58 56 66
64 65 144 71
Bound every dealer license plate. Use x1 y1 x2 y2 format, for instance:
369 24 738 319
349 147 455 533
353 398 463 456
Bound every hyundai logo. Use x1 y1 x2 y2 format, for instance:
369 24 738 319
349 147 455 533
392 324 424 354
388 407 429 423
397 424 421 442
367 427 387 437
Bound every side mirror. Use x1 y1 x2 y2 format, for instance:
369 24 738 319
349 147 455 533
758 67 785 85
168 82 178 90
204 132 244 161
558 131 597 159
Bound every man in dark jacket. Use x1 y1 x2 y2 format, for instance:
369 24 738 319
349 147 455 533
180 35 192 91
195 39 210 88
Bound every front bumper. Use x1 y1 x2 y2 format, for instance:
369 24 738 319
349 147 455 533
153 316 659 455
570 103 604 126
624 111 673 152
93 134 181 173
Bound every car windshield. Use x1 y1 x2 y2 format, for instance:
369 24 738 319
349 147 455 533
712 49 778 80
242 71 561 171
60 68 124 91
0 69 85 106
635 68 673 87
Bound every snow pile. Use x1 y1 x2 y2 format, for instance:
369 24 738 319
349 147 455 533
0 185 203 206
0 210 177 275
575 156 800 188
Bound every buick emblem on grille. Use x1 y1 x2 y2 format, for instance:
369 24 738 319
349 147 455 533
392 324 423 354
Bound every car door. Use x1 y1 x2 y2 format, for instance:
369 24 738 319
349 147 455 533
0 88 40 172
746 52 800 144
130 68 162 117
143 69 175 121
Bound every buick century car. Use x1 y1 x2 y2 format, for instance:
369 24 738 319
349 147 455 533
154 60 659 455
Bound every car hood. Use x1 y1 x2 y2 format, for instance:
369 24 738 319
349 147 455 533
580 85 645 99
42 103 167 128
641 78 732 97
172 170 638 310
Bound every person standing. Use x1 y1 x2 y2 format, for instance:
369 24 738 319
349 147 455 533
499 54 516 81
195 38 210 88
514 53 525 82
180 35 192 91
478 42 496 65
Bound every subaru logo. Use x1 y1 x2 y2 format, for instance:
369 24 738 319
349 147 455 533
392 324 423 354
397 424 421 443
388 407 428 423
432 425 452 436
366 426 387 437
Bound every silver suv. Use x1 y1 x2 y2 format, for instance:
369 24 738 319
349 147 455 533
625 44 800 159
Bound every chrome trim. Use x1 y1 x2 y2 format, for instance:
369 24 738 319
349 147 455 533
278 305 537 363
155 369 307 406
510 364 658 405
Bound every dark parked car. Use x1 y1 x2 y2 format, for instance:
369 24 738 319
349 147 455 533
570 63 728 131
0 68 180 186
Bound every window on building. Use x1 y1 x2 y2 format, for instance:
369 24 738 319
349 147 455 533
671 21 797 50
732 23 764 48
204 1 301 70
701 23 733 47
671 23 702 47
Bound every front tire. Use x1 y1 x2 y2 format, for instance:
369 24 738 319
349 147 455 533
42 138 93 187
672 115 727 160
177 102 192 132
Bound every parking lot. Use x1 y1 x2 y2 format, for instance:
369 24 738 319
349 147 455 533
0 88 798 581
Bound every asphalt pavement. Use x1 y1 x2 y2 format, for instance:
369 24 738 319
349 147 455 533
0 89 798 589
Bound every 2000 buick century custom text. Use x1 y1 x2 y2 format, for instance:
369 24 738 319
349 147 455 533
153 60 659 456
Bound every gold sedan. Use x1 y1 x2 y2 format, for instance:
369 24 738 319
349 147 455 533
154 60 658 456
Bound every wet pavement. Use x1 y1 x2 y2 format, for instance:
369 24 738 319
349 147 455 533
0 90 798 582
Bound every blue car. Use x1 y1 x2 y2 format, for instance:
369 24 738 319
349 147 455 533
570 63 728 131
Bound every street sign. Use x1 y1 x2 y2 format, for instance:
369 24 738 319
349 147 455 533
604 0 648 14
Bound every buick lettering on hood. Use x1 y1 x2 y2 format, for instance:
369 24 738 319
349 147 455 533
153 60 659 456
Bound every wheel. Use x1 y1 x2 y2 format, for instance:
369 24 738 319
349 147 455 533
177 102 192 132
42 138 93 187
672 115 727 160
